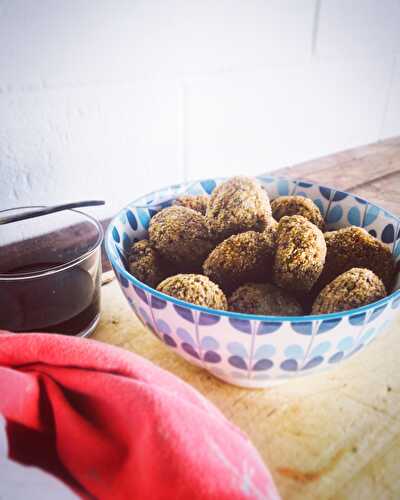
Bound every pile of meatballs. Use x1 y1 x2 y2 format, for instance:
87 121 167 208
127 176 395 316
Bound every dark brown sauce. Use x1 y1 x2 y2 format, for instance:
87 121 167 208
0 254 100 335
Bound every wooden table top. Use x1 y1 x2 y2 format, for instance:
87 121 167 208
95 137 400 500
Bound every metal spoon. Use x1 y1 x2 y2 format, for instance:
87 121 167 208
0 200 105 225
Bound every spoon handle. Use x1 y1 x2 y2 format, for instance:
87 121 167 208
0 200 105 225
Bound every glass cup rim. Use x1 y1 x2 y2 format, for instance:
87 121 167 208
0 205 104 281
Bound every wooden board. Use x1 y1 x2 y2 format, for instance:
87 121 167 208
94 137 400 499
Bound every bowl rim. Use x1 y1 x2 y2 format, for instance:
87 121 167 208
105 176 400 323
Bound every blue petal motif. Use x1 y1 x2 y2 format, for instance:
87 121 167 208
138 307 151 327
284 345 304 360
310 341 331 357
392 295 400 309
382 224 395 244
112 226 120 243
347 206 361 226
348 312 366 326
229 318 252 334
182 343 200 359
257 321 282 335
148 208 159 218
313 198 325 216
298 181 313 188
291 321 313 335
277 179 290 196
329 351 344 363
368 229 377 238
317 318 342 334
164 335 177 347
337 336 354 352
319 187 331 200
122 232 132 252
151 296 167 309
119 273 129 288
173 305 194 322
228 355 247 370
116 246 128 269
133 285 148 303
201 336 219 350
332 191 348 202
254 344 276 360
126 209 138 230
200 179 217 194
136 207 151 229
302 356 324 370
156 319 171 335
280 359 298 371
364 205 379 226
326 205 343 224
204 351 221 363
227 342 248 358
176 328 195 345
252 359 273 371
198 312 220 326
368 304 387 322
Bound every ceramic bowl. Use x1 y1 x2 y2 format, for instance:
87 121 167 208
105 176 400 388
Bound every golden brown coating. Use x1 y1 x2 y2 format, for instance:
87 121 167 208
273 215 326 292
312 268 386 314
203 230 276 292
157 274 228 310
206 176 272 240
319 226 395 291
229 282 303 316
128 239 169 288
149 206 214 272
174 195 209 215
271 195 324 230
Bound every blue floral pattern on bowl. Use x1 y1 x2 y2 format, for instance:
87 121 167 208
106 177 400 388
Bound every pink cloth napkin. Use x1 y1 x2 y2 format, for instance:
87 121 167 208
0 331 279 499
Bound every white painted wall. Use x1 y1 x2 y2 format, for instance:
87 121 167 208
0 0 399 218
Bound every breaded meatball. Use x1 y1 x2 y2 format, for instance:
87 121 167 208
206 176 272 240
174 194 209 215
271 195 324 230
319 226 395 291
203 230 276 292
157 274 227 310
312 268 386 314
128 239 169 288
273 215 326 292
149 206 214 272
229 282 303 316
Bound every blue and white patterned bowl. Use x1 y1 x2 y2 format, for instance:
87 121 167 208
105 176 400 388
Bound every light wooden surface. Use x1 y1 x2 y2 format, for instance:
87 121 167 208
95 137 400 499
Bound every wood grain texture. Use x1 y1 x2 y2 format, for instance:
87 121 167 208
96 137 400 499
274 137 400 216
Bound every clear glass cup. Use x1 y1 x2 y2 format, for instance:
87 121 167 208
0 206 103 336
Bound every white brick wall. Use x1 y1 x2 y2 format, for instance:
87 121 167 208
0 0 399 218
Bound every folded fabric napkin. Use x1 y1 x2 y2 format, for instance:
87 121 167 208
0 332 279 500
